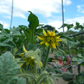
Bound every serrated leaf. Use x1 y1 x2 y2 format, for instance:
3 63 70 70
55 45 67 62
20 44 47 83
7 76 26 84
3 38 13 43
61 34 73 41
77 54 82 58
17 77 26 84
0 42 14 47
0 52 20 84
10 27 21 36
28 11 39 29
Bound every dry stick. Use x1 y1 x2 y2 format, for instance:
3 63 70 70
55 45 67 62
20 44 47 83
10 0 13 28
10 0 13 53
61 0 74 84
61 0 64 33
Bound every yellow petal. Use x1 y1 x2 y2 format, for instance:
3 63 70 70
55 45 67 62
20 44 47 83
51 30 55 36
35 61 37 63
55 42 59 46
47 30 51 36
40 62 43 67
35 75 38 78
19 53 24 57
37 36 46 40
43 29 47 36
31 56 34 59
51 43 56 48
55 36 62 41
23 45 27 53
47 37 51 42
40 41 45 45
45 42 49 46
57 39 62 41
23 58 28 61
55 36 60 38
19 63 23 67
41 83 44 84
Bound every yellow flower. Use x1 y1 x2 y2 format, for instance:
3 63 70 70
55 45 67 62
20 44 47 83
19 45 27 57
41 83 44 84
19 63 23 72
40 62 43 67
19 53 24 57
19 45 42 68
23 45 27 53
19 63 23 67
37 29 62 49
23 56 36 67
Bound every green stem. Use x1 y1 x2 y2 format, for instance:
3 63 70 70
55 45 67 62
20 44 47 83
20 74 36 84
43 46 50 70
58 48 67 57
32 64 37 74
36 71 49 84
53 74 62 77
32 29 34 44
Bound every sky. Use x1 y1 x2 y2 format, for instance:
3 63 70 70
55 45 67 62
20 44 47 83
0 0 84 32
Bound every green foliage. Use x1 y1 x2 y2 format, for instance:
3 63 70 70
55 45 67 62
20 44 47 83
24 48 41 69
54 49 67 58
41 46 50 69
41 77 54 84
36 71 48 84
27 11 39 44
0 23 3 29
0 29 15 47
0 51 26 84
0 11 84 84
60 23 74 30
68 72 84 84
62 72 74 81
72 53 84 62
28 11 39 29
46 65 62 74
74 22 84 30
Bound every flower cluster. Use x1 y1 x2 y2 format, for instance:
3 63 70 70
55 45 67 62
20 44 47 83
37 29 62 49
19 45 42 68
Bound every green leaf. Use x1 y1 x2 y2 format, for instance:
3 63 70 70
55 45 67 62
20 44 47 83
74 22 84 30
48 57 54 62
54 49 67 58
0 42 14 47
60 34 73 41
0 52 20 84
41 46 50 68
59 23 74 30
27 11 39 44
72 57 83 62
28 11 39 29
35 28 43 34
10 27 21 36
44 25 55 31
2 38 13 43
73 75 84 84
7 76 26 84
16 77 26 84
59 23 68 29
77 54 82 58
0 23 3 29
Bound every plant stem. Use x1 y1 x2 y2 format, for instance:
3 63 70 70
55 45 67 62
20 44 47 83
43 46 50 70
32 64 37 74
20 74 36 84
32 29 34 44
53 74 62 77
